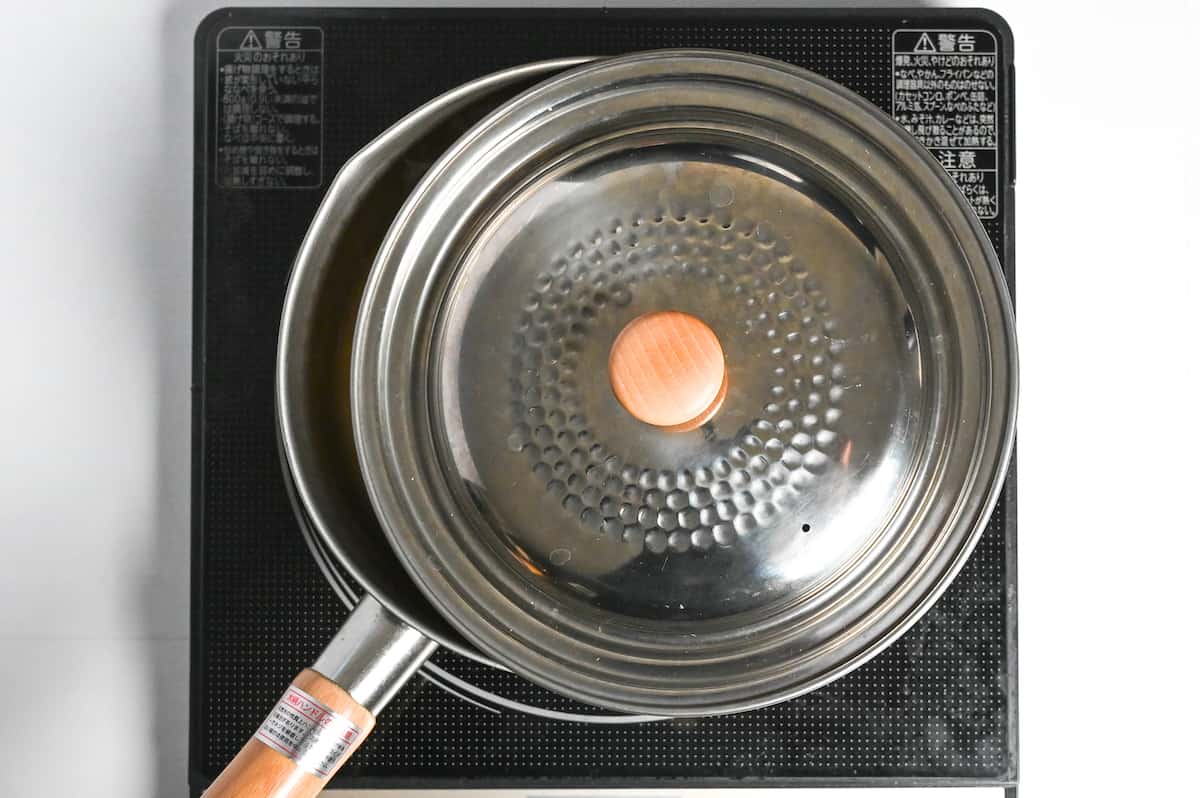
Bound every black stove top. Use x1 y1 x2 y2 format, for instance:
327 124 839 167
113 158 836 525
191 7 1016 794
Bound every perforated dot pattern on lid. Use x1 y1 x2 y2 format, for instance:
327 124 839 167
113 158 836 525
509 207 842 555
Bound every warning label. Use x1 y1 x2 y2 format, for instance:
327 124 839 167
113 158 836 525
255 684 362 777
892 29 999 220
215 27 323 189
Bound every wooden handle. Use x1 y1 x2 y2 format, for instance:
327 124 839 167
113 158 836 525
203 668 375 798
609 310 727 431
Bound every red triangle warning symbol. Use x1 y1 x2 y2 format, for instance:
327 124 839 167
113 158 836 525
239 30 263 50
914 32 936 53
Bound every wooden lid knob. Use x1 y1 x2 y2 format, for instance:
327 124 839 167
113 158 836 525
608 311 727 431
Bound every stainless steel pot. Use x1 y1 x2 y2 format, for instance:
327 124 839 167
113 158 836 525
208 59 622 798
208 50 1016 797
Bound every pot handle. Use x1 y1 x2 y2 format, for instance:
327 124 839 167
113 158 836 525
203 596 437 797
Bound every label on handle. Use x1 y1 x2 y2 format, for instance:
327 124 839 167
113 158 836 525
254 684 363 777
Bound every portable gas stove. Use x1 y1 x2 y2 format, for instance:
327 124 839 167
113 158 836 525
191 6 1016 795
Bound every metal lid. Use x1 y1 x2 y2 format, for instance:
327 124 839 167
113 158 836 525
353 51 1017 715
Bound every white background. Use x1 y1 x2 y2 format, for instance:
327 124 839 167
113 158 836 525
1 1 1197 795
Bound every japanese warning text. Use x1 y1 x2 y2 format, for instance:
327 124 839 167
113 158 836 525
892 30 999 219
216 27 323 189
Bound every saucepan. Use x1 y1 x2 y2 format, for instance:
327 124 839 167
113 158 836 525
206 50 1017 797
